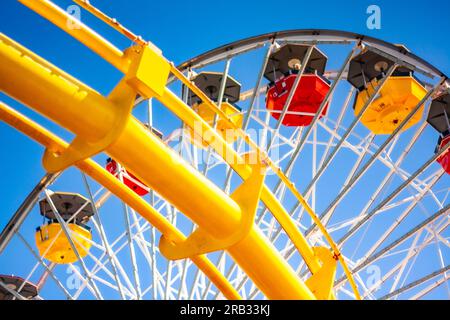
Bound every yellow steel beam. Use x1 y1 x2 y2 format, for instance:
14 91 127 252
160 158 267 259
15 0 360 298
18 0 323 274
0 100 241 300
0 32 316 299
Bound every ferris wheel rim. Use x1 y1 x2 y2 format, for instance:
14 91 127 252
175 29 448 80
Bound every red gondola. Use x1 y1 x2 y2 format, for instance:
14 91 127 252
427 91 450 174
106 158 149 196
437 135 450 174
266 73 330 126
264 44 330 127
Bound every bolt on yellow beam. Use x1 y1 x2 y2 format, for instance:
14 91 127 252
0 32 316 299
0 100 241 300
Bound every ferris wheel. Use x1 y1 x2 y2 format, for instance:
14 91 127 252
0 0 449 300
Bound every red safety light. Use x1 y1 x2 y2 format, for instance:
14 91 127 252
106 158 149 196
266 73 330 126
437 135 450 174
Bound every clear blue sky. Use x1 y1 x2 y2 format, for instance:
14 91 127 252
0 0 449 299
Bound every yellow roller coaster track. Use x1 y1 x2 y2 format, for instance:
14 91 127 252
0 0 363 299
0 100 241 300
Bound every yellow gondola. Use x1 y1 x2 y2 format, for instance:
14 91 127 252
186 72 243 148
35 223 92 264
354 76 427 134
188 101 243 148
35 192 94 264
348 47 427 134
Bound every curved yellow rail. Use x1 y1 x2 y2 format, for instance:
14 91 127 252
15 2 329 280
0 31 315 299
7 0 361 299
0 101 241 300
32 0 359 295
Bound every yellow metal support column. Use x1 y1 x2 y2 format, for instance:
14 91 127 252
14 0 361 299
0 33 315 299
18 0 324 276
